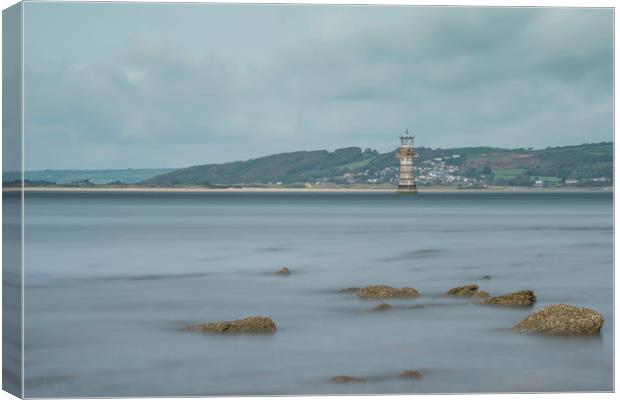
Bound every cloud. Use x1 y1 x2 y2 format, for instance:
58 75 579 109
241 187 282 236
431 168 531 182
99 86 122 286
23 4 612 169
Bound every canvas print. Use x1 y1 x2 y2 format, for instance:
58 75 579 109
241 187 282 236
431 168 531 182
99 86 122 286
2 2 614 398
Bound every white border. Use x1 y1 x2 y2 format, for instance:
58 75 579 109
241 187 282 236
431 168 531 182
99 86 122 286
0 1 616 400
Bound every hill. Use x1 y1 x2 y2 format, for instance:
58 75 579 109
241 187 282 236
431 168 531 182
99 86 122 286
143 142 613 188
3 168 174 185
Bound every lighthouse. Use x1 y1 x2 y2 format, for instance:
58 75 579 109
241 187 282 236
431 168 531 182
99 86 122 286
397 129 418 193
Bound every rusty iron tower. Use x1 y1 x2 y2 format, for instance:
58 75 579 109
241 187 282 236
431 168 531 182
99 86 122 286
396 129 418 193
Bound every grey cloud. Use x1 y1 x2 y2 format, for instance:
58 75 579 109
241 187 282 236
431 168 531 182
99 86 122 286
23 4 612 169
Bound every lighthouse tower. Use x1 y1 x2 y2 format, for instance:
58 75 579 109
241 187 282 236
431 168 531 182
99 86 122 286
397 129 418 193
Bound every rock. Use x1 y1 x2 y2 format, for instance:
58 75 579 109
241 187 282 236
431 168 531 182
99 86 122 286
329 376 365 384
357 285 420 300
400 369 422 378
273 267 290 276
446 284 479 297
339 287 361 293
481 290 536 306
182 316 277 333
472 290 490 298
513 304 604 335
482 275 492 280
373 303 392 311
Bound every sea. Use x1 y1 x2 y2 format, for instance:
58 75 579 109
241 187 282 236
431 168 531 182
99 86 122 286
16 191 613 396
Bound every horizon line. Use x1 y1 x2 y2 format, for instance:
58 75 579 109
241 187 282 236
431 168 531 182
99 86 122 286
8 140 613 173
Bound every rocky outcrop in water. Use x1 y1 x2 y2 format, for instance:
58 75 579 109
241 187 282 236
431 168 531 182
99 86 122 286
329 376 365 384
339 287 361 293
446 284 480 297
481 290 536 306
472 290 490 298
400 369 422 378
357 285 420 300
273 267 290 276
182 316 277 333
513 304 604 335
446 284 490 298
373 303 392 311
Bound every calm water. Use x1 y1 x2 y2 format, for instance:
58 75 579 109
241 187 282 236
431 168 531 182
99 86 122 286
22 192 613 397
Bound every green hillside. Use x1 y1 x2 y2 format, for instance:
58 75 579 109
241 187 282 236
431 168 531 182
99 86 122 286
143 147 376 186
143 142 613 188
8 142 611 188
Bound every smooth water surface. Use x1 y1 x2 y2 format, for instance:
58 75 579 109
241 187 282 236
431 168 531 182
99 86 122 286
23 192 613 396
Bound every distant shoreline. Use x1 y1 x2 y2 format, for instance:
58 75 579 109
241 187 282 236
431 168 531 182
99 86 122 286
6 186 613 193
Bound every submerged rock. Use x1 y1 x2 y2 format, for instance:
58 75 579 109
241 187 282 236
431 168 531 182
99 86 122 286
339 287 361 293
472 290 490 298
513 304 604 335
373 303 392 311
446 284 479 297
400 369 422 378
481 290 536 306
182 316 277 333
357 285 420 300
273 267 290 276
329 376 365 384
446 284 489 298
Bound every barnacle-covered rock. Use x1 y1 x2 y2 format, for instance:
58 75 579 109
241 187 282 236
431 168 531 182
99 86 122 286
182 316 277 333
446 284 479 297
357 285 420 300
273 267 290 276
513 304 604 335
329 376 365 384
373 303 392 311
400 369 422 378
481 290 536 306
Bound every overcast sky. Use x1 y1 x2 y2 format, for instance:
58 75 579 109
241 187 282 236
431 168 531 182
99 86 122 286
23 3 612 169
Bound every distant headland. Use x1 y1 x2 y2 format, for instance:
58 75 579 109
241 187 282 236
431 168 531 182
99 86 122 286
3 141 613 190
